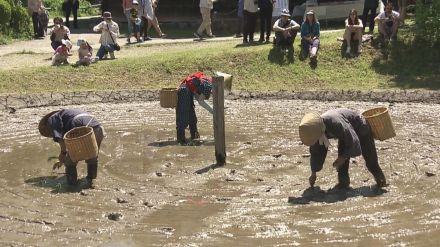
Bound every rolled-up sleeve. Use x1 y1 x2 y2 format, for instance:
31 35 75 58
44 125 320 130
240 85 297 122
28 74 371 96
310 143 328 172
48 115 64 142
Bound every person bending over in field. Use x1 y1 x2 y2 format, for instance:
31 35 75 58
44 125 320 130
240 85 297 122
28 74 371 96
299 108 387 190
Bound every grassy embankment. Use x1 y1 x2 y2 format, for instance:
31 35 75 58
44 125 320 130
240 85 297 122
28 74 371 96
0 27 438 94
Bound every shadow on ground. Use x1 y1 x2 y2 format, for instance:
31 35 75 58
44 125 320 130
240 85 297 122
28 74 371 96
25 175 90 193
148 139 215 147
370 30 440 89
288 185 387 204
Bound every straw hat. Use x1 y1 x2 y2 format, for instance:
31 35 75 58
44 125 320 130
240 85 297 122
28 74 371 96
38 110 59 137
298 112 325 146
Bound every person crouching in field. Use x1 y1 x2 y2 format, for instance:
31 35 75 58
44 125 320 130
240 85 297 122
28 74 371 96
93 12 120 60
299 108 387 189
49 17 71 51
176 72 213 145
300 10 320 63
52 39 72 65
76 38 94 66
273 9 300 53
39 109 105 188
344 9 364 54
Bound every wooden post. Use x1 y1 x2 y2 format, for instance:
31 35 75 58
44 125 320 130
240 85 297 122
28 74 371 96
213 76 226 166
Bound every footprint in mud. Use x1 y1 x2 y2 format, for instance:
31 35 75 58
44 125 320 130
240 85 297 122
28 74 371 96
107 212 123 221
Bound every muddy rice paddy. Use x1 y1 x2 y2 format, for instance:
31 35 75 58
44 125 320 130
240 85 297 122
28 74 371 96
0 99 439 246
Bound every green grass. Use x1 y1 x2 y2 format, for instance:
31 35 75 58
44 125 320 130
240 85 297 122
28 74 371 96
0 29 439 94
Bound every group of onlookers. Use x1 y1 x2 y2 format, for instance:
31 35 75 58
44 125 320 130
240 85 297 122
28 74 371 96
265 0 405 63
122 0 166 43
48 11 120 66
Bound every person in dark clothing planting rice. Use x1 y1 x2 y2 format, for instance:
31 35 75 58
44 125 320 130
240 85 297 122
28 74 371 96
39 109 105 188
299 108 387 189
176 72 213 145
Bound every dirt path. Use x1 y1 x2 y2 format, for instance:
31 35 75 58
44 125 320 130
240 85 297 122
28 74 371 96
0 100 439 246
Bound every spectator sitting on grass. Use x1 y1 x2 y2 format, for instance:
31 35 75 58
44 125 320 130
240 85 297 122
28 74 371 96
93 12 120 60
52 39 72 66
300 10 320 63
375 2 400 42
272 9 300 52
49 17 71 51
344 9 363 54
76 38 95 66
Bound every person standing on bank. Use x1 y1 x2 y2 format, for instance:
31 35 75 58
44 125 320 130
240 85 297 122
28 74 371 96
28 0 45 39
194 0 215 39
93 12 120 60
122 0 134 43
361 0 378 34
63 0 79 29
38 109 105 188
299 108 387 189
258 0 274 43
176 72 213 145
243 0 259 44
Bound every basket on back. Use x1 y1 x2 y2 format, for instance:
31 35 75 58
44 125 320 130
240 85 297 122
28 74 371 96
64 126 98 162
362 107 396 141
160 88 177 108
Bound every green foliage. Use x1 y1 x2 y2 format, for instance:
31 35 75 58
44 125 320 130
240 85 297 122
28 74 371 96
10 4 32 35
414 0 440 46
43 0 99 17
0 0 12 30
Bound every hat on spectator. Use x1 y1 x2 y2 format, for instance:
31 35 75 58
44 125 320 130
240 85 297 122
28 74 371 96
102 11 112 19
298 112 325 146
133 0 139 4
38 110 59 137
281 9 290 17
306 10 315 15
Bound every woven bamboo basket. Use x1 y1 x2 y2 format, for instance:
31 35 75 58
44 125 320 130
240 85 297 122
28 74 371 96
64 126 98 162
362 107 396 141
160 88 177 108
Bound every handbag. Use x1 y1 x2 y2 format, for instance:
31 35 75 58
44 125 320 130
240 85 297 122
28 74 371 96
107 23 120 51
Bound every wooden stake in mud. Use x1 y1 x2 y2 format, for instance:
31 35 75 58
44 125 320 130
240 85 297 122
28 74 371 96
213 76 226 166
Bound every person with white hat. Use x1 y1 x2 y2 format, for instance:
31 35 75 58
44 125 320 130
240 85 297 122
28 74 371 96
76 38 95 66
52 39 72 65
38 109 105 188
273 9 300 51
299 108 387 189
300 10 320 63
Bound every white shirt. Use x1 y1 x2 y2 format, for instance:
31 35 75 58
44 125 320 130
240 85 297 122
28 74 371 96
377 10 400 20
244 0 258 13
200 0 214 9
93 21 120 46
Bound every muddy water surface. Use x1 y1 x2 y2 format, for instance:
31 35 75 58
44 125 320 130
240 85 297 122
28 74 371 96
0 100 439 246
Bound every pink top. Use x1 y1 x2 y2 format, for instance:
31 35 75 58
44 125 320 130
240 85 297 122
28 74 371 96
55 45 69 56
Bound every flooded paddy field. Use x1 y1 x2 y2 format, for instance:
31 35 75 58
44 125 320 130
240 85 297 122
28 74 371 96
0 99 439 246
